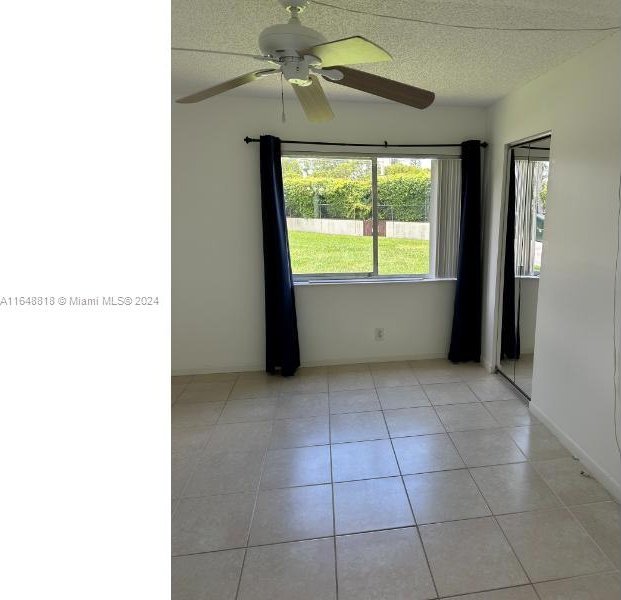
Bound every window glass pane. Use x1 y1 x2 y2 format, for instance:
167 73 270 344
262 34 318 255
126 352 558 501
534 161 548 274
514 159 548 276
282 156 372 275
376 157 432 275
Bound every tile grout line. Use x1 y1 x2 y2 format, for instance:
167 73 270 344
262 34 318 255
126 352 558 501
170 379 187 407
172 400 617 587
192 423 558 454
172 376 238 543
435 582 537 599
562 505 620 571
173 423 224 516
177 373 240 405
328 404 339 599
432 404 536 593
172 540 621 585
437 571 621 599
171 524 433 558
173 480 610 539
532 570 621 594
232 416 271 600
173 364 619 597
177 414 578 498
171 423 217 518
441 415 536 591
532 582 544 600
524 450 621 567
214 372 252 600
376 381 441 600
182 394 531 415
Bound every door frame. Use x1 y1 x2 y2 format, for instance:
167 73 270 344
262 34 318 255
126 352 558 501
491 131 552 397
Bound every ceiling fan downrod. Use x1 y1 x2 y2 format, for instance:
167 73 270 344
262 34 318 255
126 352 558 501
280 0 310 14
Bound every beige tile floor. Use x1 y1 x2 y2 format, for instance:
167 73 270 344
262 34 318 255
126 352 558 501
171 359 621 600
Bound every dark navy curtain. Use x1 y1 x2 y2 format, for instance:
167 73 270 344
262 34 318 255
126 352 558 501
448 140 483 363
501 150 520 359
259 135 300 376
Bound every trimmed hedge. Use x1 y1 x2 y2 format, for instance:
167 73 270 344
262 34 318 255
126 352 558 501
377 173 431 221
283 172 431 222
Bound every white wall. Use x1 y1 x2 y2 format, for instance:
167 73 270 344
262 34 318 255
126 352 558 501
295 280 456 366
172 96 486 373
483 33 621 497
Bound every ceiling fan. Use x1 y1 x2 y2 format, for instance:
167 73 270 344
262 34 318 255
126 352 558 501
173 0 435 122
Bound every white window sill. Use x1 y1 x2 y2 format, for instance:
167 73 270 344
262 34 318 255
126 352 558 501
294 277 457 287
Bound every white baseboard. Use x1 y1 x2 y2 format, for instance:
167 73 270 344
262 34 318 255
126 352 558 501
172 364 263 376
300 352 448 368
172 352 453 376
529 403 621 503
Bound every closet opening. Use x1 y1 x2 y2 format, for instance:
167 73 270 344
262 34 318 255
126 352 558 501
497 134 551 399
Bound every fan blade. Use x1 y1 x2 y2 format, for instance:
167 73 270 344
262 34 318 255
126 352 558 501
303 36 391 68
329 66 435 109
176 70 277 104
172 47 267 61
293 76 334 123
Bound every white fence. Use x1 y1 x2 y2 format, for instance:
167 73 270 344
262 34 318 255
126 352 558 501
287 217 363 236
386 221 430 240
287 218 430 240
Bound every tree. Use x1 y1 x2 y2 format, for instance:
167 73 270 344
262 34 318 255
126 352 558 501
282 157 371 179
383 163 429 176
282 157 303 176
539 181 547 214
306 159 371 179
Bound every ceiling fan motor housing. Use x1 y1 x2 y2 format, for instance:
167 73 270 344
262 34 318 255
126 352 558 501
258 20 326 61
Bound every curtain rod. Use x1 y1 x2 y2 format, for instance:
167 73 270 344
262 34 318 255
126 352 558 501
243 136 487 148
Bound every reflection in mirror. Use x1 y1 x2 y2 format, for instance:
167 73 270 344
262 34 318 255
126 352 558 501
498 135 550 398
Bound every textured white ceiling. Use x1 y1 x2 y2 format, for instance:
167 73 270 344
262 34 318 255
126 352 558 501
172 0 620 106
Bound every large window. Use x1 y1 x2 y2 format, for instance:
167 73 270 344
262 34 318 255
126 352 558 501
283 156 373 276
282 153 461 281
377 157 431 276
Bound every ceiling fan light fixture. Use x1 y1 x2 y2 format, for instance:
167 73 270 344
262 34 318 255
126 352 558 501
281 59 311 85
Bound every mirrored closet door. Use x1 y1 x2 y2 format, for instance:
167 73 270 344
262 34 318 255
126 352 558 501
498 135 551 398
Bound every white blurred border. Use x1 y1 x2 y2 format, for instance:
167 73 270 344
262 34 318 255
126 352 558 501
0 2 171 598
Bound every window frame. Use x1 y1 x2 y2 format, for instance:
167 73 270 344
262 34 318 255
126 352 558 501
282 150 457 283
512 155 549 278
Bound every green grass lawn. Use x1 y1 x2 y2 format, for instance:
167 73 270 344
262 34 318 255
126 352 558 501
288 230 430 275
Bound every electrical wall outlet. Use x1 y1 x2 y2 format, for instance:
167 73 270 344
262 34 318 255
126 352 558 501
374 328 385 341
